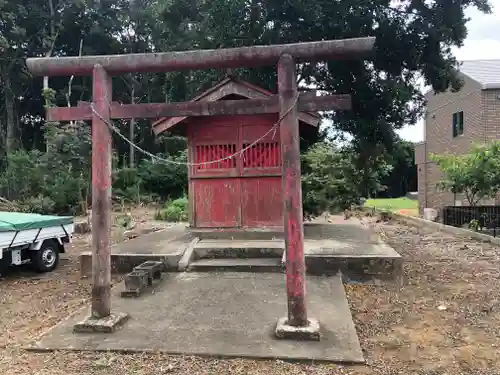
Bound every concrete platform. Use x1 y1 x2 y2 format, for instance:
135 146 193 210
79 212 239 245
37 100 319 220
189 221 381 241
79 220 401 282
190 222 401 281
79 224 193 276
302 224 401 282
28 272 364 363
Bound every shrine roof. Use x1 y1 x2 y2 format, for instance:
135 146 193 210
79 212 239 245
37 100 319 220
152 76 320 134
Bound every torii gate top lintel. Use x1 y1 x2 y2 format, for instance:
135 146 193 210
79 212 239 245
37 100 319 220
26 37 375 76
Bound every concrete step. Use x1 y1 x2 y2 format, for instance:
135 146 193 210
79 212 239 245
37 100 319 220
188 257 283 272
194 240 284 259
189 228 285 241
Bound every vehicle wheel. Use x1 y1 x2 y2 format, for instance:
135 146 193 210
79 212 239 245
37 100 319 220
31 240 60 273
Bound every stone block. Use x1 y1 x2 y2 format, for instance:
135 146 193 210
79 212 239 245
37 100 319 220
73 312 129 333
124 270 148 293
275 317 321 341
133 261 165 285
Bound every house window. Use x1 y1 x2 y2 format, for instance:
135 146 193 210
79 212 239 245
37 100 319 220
452 111 464 137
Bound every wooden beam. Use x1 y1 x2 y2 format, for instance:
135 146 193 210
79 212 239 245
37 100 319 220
26 37 375 76
45 94 352 122
278 54 308 327
47 106 92 122
91 64 112 319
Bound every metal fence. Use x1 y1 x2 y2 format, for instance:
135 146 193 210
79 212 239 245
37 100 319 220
442 205 500 237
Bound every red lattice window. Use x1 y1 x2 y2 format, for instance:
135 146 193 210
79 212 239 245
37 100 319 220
242 142 281 168
195 144 237 169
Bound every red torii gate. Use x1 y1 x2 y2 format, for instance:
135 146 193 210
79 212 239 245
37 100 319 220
26 37 374 337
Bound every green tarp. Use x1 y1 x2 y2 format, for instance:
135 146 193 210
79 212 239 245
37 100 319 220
0 212 73 232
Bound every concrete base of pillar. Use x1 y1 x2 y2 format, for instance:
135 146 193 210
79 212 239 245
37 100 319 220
275 317 321 341
73 312 129 333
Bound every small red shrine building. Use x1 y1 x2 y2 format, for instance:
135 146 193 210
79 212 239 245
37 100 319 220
152 76 319 229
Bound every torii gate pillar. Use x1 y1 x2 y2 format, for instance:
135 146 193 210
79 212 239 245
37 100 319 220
90 65 113 319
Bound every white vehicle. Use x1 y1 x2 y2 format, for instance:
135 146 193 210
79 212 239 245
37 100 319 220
0 212 74 273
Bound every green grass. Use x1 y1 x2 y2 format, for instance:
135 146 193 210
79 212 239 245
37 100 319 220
364 197 418 214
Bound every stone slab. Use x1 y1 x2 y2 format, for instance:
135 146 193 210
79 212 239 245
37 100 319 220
304 239 400 258
303 222 380 242
79 225 192 276
114 225 192 255
195 240 284 249
392 211 500 246
80 253 183 277
275 317 321 341
29 272 364 363
73 312 129 333
188 226 283 239
188 257 283 272
178 237 199 271
194 239 284 259
189 222 380 242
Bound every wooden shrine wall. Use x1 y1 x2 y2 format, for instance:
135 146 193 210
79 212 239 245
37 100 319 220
187 115 283 228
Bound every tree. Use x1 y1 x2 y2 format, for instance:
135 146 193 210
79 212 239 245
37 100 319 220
379 138 417 198
302 141 391 217
182 0 491 150
0 0 493 159
0 0 494 217
431 141 500 206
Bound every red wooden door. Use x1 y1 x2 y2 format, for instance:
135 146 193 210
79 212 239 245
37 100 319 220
189 116 283 228
240 122 283 227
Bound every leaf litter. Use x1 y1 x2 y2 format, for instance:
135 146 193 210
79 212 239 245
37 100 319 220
1 213 499 374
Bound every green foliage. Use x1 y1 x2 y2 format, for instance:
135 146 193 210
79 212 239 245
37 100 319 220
301 141 391 218
0 120 189 215
116 213 133 229
468 219 481 231
137 151 188 201
0 122 91 215
430 141 500 206
0 0 493 160
112 149 188 204
155 196 189 222
0 149 46 200
0 0 493 219
17 195 56 215
113 167 143 204
379 138 417 197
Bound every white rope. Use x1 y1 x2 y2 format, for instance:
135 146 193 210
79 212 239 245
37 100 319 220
90 92 299 167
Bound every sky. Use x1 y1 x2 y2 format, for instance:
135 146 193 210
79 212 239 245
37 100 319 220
396 1 500 143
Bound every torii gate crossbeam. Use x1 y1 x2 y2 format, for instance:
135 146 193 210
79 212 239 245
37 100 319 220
26 36 375 339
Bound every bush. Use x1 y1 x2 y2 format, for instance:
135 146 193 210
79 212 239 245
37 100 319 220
137 151 188 201
155 196 188 222
301 141 390 219
0 123 91 215
16 195 56 215
113 167 144 203
0 123 189 216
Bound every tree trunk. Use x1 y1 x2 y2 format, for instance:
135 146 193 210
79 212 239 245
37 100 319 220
4 74 17 156
129 84 135 167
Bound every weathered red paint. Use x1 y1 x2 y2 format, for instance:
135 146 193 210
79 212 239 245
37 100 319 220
46 94 352 123
278 54 307 327
188 115 283 228
91 64 112 318
26 37 375 76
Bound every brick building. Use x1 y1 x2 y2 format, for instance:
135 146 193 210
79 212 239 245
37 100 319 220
416 60 500 215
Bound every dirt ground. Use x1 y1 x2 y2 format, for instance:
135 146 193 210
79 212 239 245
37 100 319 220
0 211 499 375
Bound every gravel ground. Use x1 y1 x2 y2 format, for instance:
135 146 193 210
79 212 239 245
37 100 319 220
1 214 499 374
